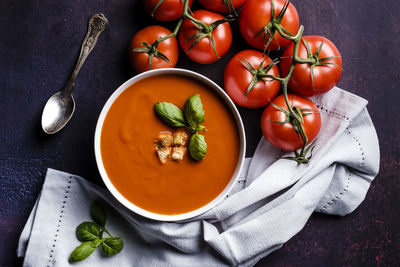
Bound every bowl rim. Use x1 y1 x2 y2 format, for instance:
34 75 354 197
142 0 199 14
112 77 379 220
94 68 246 221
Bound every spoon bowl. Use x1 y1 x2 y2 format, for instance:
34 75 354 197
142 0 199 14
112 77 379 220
41 92 75 134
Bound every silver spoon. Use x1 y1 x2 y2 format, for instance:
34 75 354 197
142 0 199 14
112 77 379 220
41 14 108 134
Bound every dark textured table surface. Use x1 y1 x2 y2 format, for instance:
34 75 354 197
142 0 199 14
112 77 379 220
1 0 399 266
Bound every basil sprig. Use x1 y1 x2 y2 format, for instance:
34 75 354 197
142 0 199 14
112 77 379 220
154 94 207 160
69 201 124 263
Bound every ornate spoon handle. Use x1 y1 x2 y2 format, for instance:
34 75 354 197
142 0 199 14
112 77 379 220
64 14 108 94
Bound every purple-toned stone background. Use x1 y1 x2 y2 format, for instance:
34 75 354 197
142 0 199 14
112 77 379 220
0 0 399 266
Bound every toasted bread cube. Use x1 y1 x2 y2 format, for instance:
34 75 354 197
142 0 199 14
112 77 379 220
173 130 189 146
155 132 173 147
171 146 186 162
156 147 171 164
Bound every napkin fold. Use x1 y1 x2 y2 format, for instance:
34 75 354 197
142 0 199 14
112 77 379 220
18 87 379 267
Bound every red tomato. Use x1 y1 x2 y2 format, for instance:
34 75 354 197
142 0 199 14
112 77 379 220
128 26 178 73
239 0 299 51
261 94 321 151
179 10 232 64
280 35 343 96
199 0 247 13
224 50 280 108
142 0 194 22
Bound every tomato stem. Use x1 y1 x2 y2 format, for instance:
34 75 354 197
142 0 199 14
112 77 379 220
155 18 184 45
182 0 209 29
224 0 239 17
280 25 312 163
267 10 317 163
151 0 165 17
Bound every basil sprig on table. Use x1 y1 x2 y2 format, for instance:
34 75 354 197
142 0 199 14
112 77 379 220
154 94 207 160
69 201 124 263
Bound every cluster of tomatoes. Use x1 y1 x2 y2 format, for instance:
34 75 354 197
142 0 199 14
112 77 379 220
129 0 343 163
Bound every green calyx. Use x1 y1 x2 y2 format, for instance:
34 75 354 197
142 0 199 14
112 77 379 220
186 15 234 59
255 0 292 53
302 39 343 92
133 41 170 70
239 56 280 95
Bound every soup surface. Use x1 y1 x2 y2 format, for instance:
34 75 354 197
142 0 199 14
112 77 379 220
101 74 240 215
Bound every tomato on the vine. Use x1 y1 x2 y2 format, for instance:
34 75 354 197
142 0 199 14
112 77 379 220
239 0 299 51
128 26 178 73
261 94 321 151
280 35 342 96
179 10 232 64
142 0 194 22
199 0 247 14
224 50 280 108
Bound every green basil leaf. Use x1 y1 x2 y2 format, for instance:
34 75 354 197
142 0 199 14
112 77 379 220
90 201 107 227
76 222 101 242
68 241 97 263
184 94 205 128
102 237 124 256
188 134 207 161
154 102 186 128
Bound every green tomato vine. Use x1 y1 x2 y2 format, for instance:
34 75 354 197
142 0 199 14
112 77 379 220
257 0 342 163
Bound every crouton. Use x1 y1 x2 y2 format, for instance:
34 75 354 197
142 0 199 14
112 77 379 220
173 130 189 146
171 147 186 162
155 132 173 147
156 147 171 164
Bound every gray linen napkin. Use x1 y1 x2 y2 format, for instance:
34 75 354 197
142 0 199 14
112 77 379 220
18 87 379 267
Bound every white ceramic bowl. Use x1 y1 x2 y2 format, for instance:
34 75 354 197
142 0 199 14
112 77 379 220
94 68 246 221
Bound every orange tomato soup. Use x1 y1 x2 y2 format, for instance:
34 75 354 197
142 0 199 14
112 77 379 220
101 74 240 215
